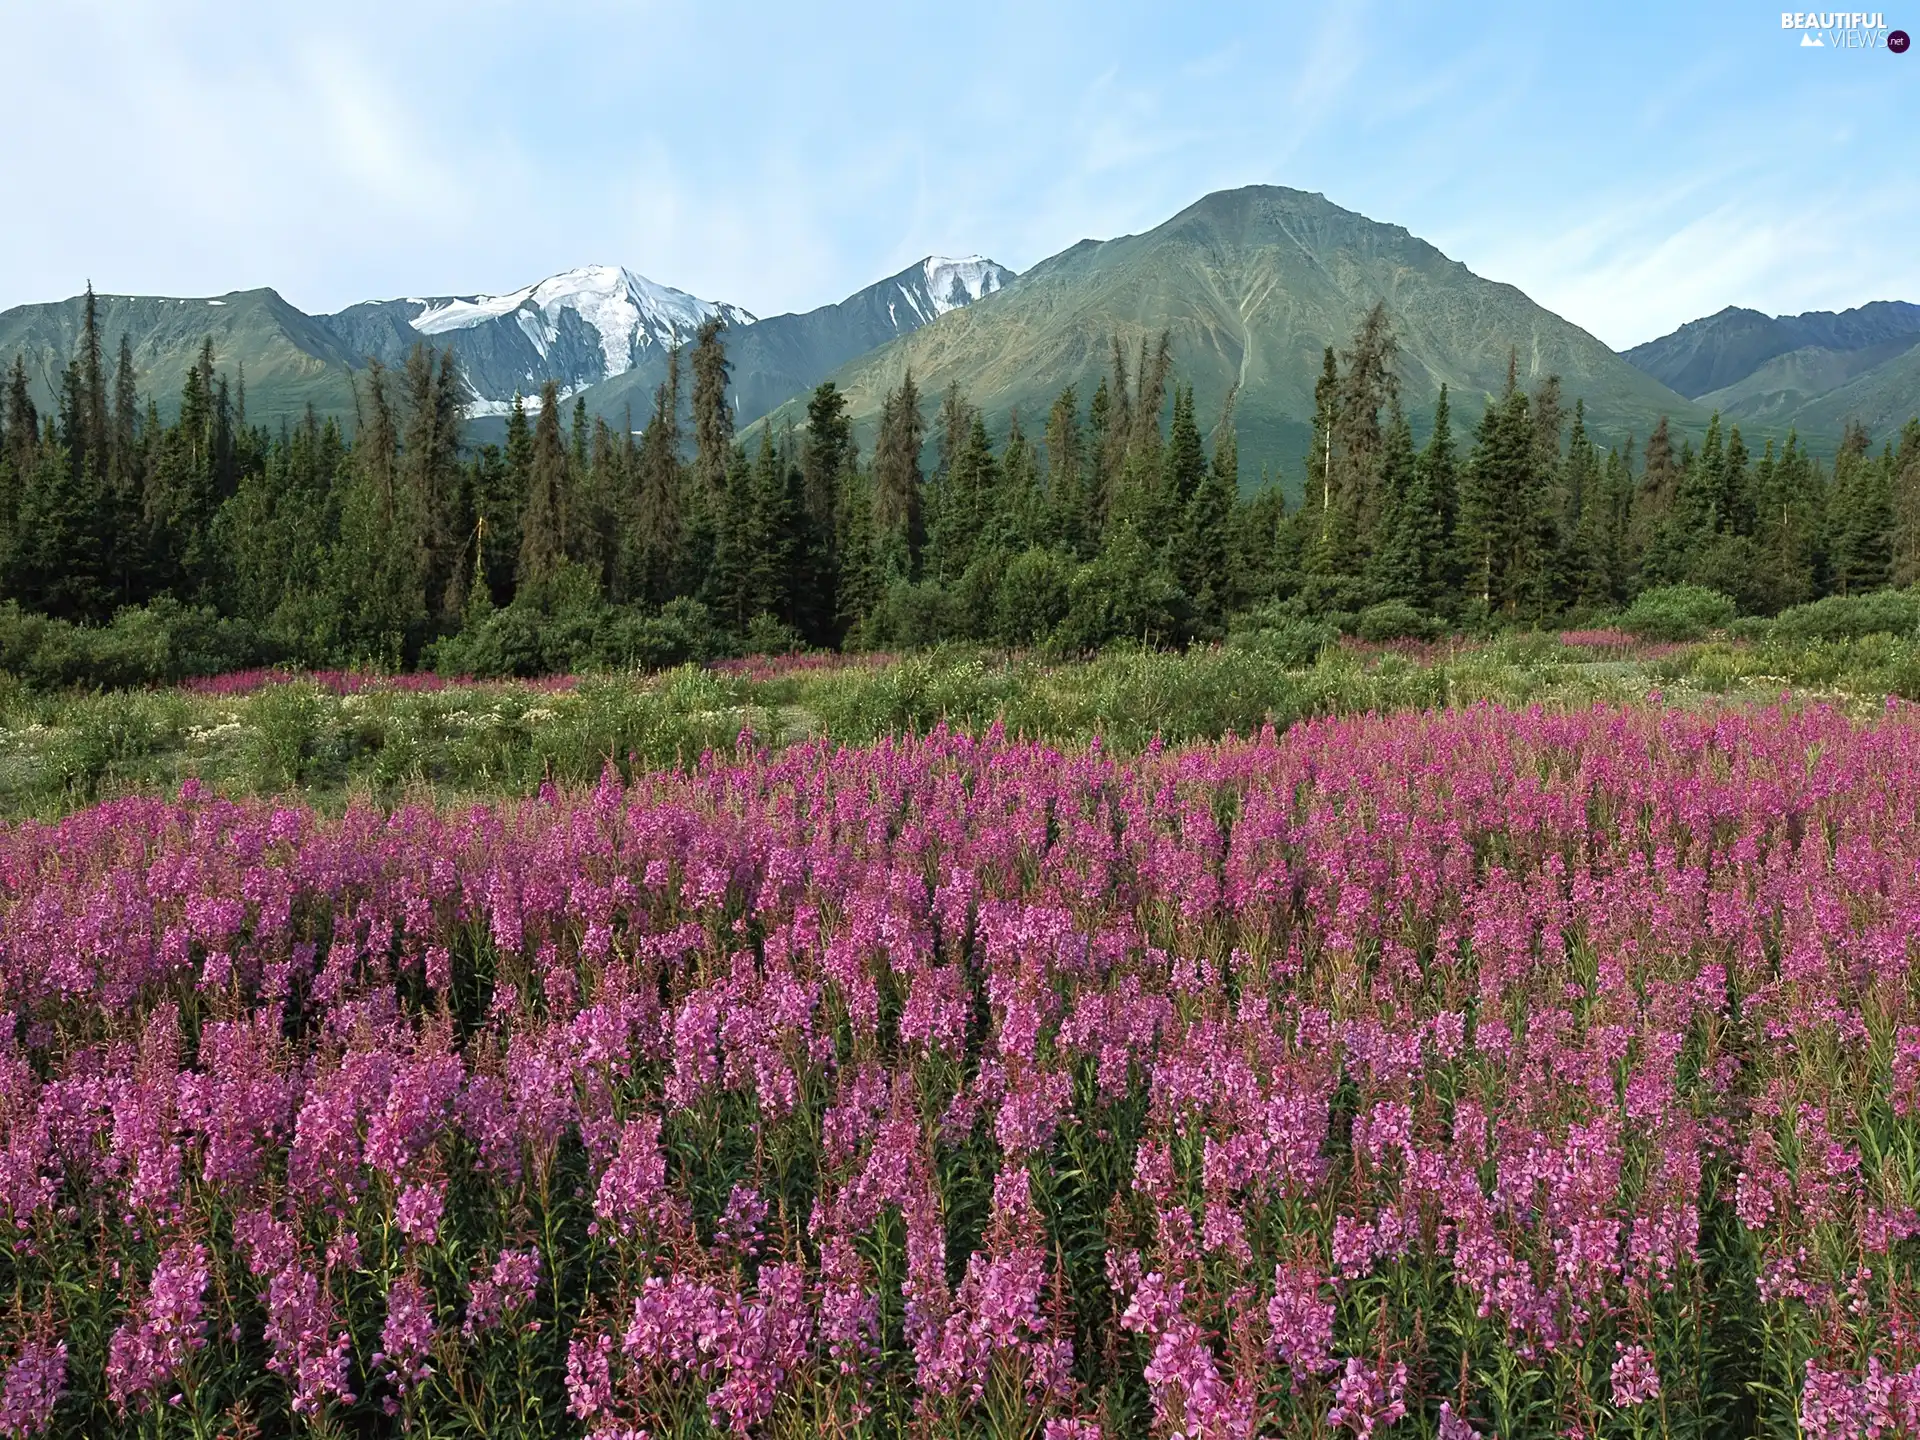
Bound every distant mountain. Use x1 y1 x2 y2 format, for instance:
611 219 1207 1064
0 255 1014 434
1771 339 1920 441
0 288 358 426
576 255 1012 428
1624 301 1920 441
322 265 757 415
764 186 1704 478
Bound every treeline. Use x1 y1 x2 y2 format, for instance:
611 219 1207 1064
2 291 1918 679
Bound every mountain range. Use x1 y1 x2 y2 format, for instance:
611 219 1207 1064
1 186 1912 473
1622 301 1920 441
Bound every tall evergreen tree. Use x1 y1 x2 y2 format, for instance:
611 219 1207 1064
1178 388 1237 628
1894 419 1920 588
1368 399 1434 607
872 371 925 580
399 345 466 626
1043 386 1087 555
1828 421 1892 594
631 359 684 606
516 381 571 594
1459 359 1539 614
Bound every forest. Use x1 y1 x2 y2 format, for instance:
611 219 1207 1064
2 287 1917 685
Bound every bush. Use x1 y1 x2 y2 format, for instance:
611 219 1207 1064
0 599 271 690
863 581 964 651
1618 585 1736 642
993 548 1073 647
1225 606 1338 667
1771 590 1920 643
1355 600 1440 642
1050 530 1186 656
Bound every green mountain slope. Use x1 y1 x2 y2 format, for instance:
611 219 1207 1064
0 288 358 426
1624 300 1920 399
1778 339 1920 442
1694 335 1920 428
765 186 1704 482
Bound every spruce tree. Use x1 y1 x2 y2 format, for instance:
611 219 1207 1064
1043 386 1086 555
993 411 1039 553
399 345 466 627
834 465 882 639
516 381 571 594
335 359 426 657
802 383 853 641
1368 400 1431 607
1177 388 1237 629
1086 377 1113 541
632 366 684 606
1828 421 1892 594
1459 362 1536 615
1304 345 1340 569
1753 432 1817 608
1894 418 1920 587
1163 384 1206 521
872 370 925 580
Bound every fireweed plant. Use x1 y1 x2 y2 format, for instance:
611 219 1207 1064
0 702 1912 1438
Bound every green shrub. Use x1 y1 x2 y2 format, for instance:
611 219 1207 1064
1225 606 1337 667
1619 585 1736 642
245 682 340 791
1771 590 1920 642
993 548 1073 647
1355 600 1439 642
0 599 270 690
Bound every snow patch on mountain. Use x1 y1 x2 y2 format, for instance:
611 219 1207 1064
408 265 756 382
891 256 1010 330
921 256 1007 315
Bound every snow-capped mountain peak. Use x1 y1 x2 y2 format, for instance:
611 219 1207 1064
406 265 756 384
891 255 1011 329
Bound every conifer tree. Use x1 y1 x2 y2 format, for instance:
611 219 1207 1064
1178 388 1237 628
1828 421 1892 594
743 427 797 621
1459 360 1537 614
1753 431 1817 608
872 370 925 580
1304 345 1340 569
834 464 881 638
998 410 1042 553
399 345 466 626
1043 386 1086 555
1086 376 1113 540
631 363 684 606
336 359 430 656
516 381 571 594
1894 419 1920 587
1368 399 1432 607
801 382 853 641
1163 384 1206 515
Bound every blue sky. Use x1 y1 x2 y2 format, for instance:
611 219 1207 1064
3 0 1916 347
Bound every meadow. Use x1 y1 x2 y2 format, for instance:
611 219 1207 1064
2 629 1919 820
0 637 1917 1437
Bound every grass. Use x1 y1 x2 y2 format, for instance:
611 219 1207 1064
0 631 1916 819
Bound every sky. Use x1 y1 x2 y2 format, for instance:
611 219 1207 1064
2 0 1916 349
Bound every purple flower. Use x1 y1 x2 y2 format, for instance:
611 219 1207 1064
106 1241 208 1410
1610 1343 1661 1408
395 1180 446 1247
263 1264 355 1416
0 1340 64 1438
465 1248 543 1338
377 1273 436 1409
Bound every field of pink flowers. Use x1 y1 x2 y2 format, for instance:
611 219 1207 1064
0 701 1912 1438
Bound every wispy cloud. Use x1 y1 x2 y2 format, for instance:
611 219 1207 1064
0 0 1914 344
